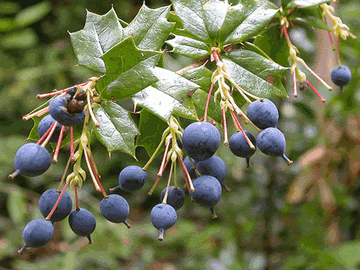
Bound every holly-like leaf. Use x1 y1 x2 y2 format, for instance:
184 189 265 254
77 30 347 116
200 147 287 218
221 57 288 99
181 64 213 91
132 67 199 122
192 89 222 123
96 37 161 101
136 109 168 157
69 8 123 74
123 4 174 51
289 7 330 31
286 0 332 9
166 35 210 58
93 101 139 156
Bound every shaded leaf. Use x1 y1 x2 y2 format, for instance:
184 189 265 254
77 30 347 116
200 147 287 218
93 102 139 156
192 89 222 123
96 37 161 101
136 109 168 157
123 4 174 51
166 35 210 58
132 67 199 121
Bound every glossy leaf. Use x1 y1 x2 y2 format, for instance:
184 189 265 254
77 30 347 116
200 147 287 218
132 67 199 121
136 109 168 157
181 64 213 91
96 37 161 101
286 0 332 9
192 89 222 123
166 35 210 58
93 102 139 156
69 8 123 74
123 4 174 51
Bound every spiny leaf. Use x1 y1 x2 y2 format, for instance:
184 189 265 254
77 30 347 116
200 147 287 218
69 7 123 74
96 37 161 101
132 67 199 122
166 35 210 58
136 109 168 157
123 4 174 51
93 101 139 156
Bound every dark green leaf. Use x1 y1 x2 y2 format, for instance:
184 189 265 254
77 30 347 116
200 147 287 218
69 7 123 74
96 37 161 101
225 2 279 44
14 1 51 28
1 28 38 49
136 109 168 157
166 35 211 58
123 4 174 51
181 64 213 91
132 67 199 121
192 89 222 123
289 7 330 30
292 16 330 30
93 101 139 156
286 0 332 9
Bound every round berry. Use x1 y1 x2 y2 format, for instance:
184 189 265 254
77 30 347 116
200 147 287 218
331 65 351 87
49 96 85 126
247 99 279 129
117 165 148 192
182 122 220 161
38 115 67 143
100 194 130 227
150 203 177 241
11 143 52 178
229 130 256 167
195 156 227 189
183 156 197 180
39 188 72 222
160 186 185 210
68 208 96 243
19 219 54 253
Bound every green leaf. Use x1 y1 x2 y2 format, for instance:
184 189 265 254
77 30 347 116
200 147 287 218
136 109 168 157
7 187 27 223
224 2 279 44
96 37 161 101
253 24 290 67
332 241 360 269
0 28 38 49
0 18 16 32
14 1 51 28
69 7 123 74
286 0 332 9
289 7 330 30
0 2 20 15
221 57 288 99
181 64 213 91
93 102 139 156
132 67 199 121
123 4 174 51
166 35 211 58
192 89 222 123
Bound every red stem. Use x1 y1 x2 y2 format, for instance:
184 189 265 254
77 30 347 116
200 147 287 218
45 182 68 221
212 50 221 63
324 16 335 49
41 121 58 147
37 121 56 145
306 80 326 103
75 185 80 211
86 149 108 198
229 110 254 149
52 125 66 163
222 107 229 146
23 107 49 121
204 82 215 122
148 159 169 196
70 126 75 162
157 140 171 176
178 156 195 192
292 69 298 98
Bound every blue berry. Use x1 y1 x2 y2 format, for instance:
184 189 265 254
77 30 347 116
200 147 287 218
229 130 256 167
150 203 177 241
18 219 54 253
182 122 220 161
184 156 197 180
190 175 222 218
68 208 96 243
49 96 85 126
10 143 52 178
247 99 279 129
256 127 292 165
39 188 72 222
38 115 67 143
331 65 351 88
113 165 148 192
100 194 130 228
195 156 228 190
160 186 185 210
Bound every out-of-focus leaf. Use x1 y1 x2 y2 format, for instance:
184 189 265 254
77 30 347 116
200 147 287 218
332 241 360 269
7 187 27 223
0 18 16 32
123 4 174 51
96 37 160 101
0 28 38 49
0 2 20 15
93 101 139 156
136 109 168 157
132 67 199 121
14 1 51 28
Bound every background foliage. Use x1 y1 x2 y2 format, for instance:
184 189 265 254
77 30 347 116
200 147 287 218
0 0 360 269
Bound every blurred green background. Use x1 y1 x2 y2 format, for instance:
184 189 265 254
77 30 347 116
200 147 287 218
1 0 360 269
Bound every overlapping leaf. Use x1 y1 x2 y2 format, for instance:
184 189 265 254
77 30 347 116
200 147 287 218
123 4 174 51
132 67 199 122
93 101 139 156
286 0 332 10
